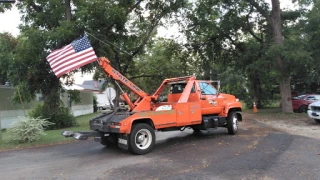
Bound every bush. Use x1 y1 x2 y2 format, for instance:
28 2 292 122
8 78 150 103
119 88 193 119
29 103 77 130
7 117 54 143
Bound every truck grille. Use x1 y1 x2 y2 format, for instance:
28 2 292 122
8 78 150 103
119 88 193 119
311 106 320 111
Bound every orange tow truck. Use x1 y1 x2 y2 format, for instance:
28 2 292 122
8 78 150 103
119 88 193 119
62 57 242 154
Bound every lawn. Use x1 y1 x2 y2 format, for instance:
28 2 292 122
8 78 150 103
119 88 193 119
0 112 102 151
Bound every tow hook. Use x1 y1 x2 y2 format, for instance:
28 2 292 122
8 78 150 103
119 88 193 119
61 131 100 140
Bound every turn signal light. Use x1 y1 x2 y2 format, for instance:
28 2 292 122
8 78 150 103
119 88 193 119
110 122 121 128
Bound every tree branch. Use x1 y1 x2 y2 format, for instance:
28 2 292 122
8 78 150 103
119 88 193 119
129 74 164 80
28 0 43 13
246 5 263 43
106 0 144 30
65 0 72 21
125 0 143 16
245 0 271 24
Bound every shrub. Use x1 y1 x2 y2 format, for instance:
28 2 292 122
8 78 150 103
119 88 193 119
29 103 77 130
7 117 54 143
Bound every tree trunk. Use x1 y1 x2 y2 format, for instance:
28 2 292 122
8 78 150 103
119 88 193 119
252 71 262 108
271 0 293 113
279 77 292 112
65 0 72 21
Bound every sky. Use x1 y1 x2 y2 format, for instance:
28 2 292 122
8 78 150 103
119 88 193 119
0 0 297 83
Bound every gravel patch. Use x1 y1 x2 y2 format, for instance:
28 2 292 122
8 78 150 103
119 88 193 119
243 111 320 140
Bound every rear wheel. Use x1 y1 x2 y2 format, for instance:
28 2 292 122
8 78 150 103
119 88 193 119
227 112 238 135
315 119 320 123
299 105 308 113
129 123 155 155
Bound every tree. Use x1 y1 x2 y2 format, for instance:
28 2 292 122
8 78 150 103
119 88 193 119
0 33 17 85
185 0 309 111
244 0 293 112
132 38 196 94
0 0 187 127
185 0 274 108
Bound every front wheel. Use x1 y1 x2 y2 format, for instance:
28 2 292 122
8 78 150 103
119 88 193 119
299 105 308 113
227 112 238 135
129 123 155 155
315 119 320 123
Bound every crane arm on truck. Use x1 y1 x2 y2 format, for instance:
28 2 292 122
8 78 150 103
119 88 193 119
99 57 149 110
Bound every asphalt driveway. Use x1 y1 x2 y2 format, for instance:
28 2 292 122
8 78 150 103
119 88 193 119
0 118 319 180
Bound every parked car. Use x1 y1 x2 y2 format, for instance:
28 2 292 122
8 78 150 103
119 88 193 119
291 94 320 113
307 101 320 123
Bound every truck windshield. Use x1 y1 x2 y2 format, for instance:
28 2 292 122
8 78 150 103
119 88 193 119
199 82 217 95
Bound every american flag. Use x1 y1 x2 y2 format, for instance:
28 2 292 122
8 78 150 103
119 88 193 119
46 36 97 78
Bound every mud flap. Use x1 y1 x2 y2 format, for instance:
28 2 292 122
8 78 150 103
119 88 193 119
118 134 129 150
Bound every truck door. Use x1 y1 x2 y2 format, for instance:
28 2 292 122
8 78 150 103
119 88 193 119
198 82 224 115
175 102 202 126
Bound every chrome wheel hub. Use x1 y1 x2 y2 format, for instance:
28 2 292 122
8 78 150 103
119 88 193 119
135 129 152 150
233 116 238 131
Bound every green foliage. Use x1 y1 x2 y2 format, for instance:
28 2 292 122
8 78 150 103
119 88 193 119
132 38 195 93
7 117 54 143
219 68 248 101
0 33 17 85
0 113 100 150
1 0 187 113
0 1 13 13
67 90 81 104
29 103 77 130
1 0 319 114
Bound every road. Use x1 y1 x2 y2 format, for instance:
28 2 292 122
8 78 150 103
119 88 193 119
0 118 319 180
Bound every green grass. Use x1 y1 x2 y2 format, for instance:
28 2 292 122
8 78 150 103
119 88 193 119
0 112 102 151
242 100 281 112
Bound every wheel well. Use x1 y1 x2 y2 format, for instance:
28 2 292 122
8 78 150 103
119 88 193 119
132 118 155 129
229 107 242 112
228 108 242 121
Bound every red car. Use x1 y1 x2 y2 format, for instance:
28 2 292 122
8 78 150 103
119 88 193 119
292 94 320 113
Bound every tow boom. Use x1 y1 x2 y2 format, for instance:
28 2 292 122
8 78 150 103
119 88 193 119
99 57 149 110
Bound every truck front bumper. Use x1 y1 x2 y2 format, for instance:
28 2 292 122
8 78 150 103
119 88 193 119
307 110 320 120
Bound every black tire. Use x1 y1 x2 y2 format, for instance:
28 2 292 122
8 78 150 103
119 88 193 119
100 133 118 147
315 119 320 123
227 112 238 135
299 105 308 113
129 123 155 155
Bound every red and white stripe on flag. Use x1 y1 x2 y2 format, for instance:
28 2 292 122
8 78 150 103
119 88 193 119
46 36 97 78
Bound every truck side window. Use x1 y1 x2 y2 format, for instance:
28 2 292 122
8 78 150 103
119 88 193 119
170 83 196 94
306 96 315 100
199 82 217 95
171 84 184 94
